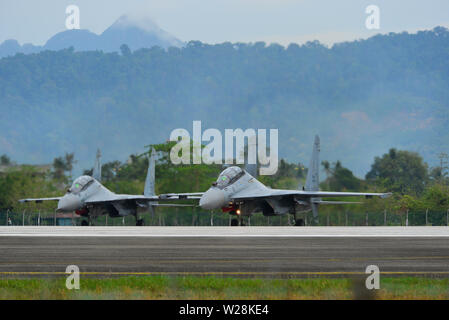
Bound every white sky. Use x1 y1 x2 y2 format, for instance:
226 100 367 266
1 0 448 46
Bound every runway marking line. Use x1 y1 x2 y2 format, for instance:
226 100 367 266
1 271 449 276
0 259 276 265
2 234 449 238
1 256 449 266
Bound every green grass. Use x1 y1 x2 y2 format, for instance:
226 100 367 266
0 276 448 300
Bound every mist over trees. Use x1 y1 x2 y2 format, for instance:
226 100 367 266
0 27 449 173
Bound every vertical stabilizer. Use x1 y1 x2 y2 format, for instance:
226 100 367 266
144 147 156 197
305 135 320 223
245 163 258 178
245 135 258 177
305 135 320 191
92 149 102 182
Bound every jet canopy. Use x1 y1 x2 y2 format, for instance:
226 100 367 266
69 175 94 194
215 166 245 189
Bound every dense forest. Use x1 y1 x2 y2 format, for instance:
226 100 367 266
0 27 448 175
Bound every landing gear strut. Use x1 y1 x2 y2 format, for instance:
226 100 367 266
230 218 246 226
81 216 94 226
230 208 246 226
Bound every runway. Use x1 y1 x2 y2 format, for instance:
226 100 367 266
1 227 449 278
1 226 449 237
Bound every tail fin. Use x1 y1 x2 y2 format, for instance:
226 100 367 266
305 135 320 191
92 149 102 182
245 163 258 178
144 147 156 197
305 135 320 223
244 135 258 177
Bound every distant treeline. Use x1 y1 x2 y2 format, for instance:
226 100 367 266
1 141 449 226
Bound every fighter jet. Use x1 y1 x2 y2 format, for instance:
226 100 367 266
19 148 190 226
161 135 391 226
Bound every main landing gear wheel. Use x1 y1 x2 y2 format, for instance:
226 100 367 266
295 219 305 226
136 219 145 226
231 219 239 226
81 220 88 226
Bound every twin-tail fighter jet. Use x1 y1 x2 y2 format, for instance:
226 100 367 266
19 149 192 226
161 135 391 226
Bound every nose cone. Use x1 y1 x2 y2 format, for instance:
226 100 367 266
200 188 226 210
57 194 82 212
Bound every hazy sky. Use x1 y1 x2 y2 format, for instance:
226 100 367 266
1 0 449 46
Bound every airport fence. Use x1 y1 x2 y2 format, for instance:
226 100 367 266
0 208 448 226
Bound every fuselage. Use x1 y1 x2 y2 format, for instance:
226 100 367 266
57 175 113 213
199 166 296 217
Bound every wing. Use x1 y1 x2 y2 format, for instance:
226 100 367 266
312 200 363 205
84 194 197 206
231 189 391 201
297 191 392 198
158 192 204 200
19 197 62 203
151 203 194 207
84 194 159 205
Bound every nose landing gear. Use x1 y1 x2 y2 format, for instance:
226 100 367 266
293 212 305 226
81 216 95 226
230 209 246 226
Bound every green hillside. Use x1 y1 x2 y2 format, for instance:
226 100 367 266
1 27 448 175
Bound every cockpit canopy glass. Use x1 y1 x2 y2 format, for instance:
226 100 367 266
69 176 94 194
215 166 245 189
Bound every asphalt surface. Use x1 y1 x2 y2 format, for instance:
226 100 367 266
1 227 449 278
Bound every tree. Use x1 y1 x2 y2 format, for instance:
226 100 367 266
0 154 11 166
52 156 67 181
64 153 76 180
366 148 428 195
429 166 445 183
0 167 59 211
101 161 122 182
120 44 131 57
421 183 449 211
52 153 76 182
430 152 449 184
321 160 331 189
321 161 363 192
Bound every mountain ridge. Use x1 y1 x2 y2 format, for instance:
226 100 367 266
0 14 183 58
